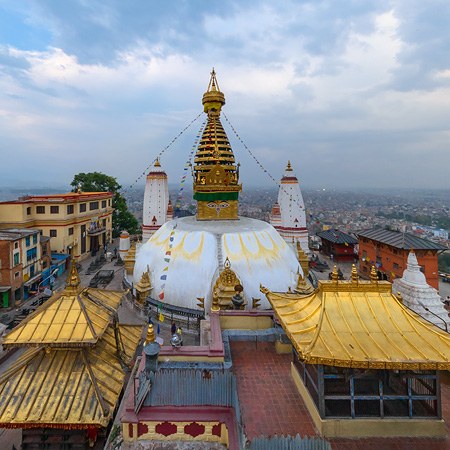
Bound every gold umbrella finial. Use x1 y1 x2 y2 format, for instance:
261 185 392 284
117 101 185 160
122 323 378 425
286 160 293 171
145 324 155 345
66 248 80 289
351 264 359 283
370 265 378 282
331 265 339 282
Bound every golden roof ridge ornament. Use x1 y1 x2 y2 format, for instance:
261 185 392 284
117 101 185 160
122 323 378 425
331 265 339 282
370 265 378 282
351 264 359 283
66 250 80 291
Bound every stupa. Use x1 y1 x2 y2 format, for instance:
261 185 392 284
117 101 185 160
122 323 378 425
393 250 449 331
133 70 301 311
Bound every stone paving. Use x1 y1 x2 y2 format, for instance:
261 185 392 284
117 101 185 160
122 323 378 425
231 341 450 450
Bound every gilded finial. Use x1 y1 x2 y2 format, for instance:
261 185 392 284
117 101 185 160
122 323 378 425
370 265 378 282
396 291 403 303
211 292 220 312
224 257 231 269
286 160 293 171
66 250 80 290
145 324 155 345
331 265 339 282
154 158 161 167
351 264 359 283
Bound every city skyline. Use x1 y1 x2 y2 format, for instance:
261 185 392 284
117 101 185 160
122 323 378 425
1 1 450 189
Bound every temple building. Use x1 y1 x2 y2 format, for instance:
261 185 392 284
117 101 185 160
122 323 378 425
393 250 449 331
0 260 143 448
262 266 450 438
317 228 358 262
270 161 308 252
142 159 173 242
132 70 302 313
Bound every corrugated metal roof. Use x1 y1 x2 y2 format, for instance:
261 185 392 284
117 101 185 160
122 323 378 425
0 324 142 428
357 228 447 250
316 229 358 245
263 280 450 370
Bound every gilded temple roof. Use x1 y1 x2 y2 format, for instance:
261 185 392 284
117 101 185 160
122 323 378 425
0 324 143 428
262 279 450 370
2 287 124 348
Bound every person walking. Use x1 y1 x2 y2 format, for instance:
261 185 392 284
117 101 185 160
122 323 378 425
171 321 177 335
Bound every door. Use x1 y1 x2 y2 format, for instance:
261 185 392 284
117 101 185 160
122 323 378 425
81 224 86 254
2 291 8 308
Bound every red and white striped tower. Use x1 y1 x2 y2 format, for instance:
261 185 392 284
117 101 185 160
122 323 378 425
270 161 309 252
142 159 171 242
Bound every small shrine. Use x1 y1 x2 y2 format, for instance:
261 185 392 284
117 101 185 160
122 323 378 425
212 258 246 310
262 265 450 438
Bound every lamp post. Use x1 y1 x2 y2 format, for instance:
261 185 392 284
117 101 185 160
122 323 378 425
418 301 448 333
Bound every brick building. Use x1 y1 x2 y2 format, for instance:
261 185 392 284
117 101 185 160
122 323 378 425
0 229 42 308
357 227 446 289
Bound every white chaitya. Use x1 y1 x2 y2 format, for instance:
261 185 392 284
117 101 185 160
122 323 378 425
393 251 449 331
134 216 301 311
270 161 308 252
142 160 171 242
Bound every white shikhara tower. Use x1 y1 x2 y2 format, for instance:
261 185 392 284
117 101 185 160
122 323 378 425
393 251 449 331
142 159 173 242
270 161 308 252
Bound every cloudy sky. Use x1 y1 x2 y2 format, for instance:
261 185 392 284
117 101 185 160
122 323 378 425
1 1 449 190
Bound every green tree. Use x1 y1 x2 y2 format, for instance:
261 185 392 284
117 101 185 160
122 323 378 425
71 172 139 238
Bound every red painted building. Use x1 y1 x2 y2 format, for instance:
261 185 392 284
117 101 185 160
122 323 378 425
357 228 446 289
317 229 358 262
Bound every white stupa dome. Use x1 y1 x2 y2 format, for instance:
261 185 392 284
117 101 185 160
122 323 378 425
133 216 301 311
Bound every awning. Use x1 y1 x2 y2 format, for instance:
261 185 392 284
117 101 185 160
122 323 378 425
0 286 10 293
23 273 43 287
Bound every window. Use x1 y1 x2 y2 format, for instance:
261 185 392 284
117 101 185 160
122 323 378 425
102 219 106 227
101 200 107 208
89 201 99 211
68 227 74 236
27 207 31 215
50 229 57 238
36 206 45 214
33 234 37 244
14 271 20 278
67 204 74 214
26 247 37 261
108 199 111 206
25 236 30 246
80 203 86 213
50 205 59 214
13 253 20 266
14 242 18 249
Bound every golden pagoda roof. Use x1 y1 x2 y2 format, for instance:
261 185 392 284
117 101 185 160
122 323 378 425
0 324 143 428
262 279 450 370
2 287 124 348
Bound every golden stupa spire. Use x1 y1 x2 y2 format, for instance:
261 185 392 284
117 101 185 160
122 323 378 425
351 264 359 283
193 69 242 220
286 160 293 171
154 158 161 167
370 265 378 282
